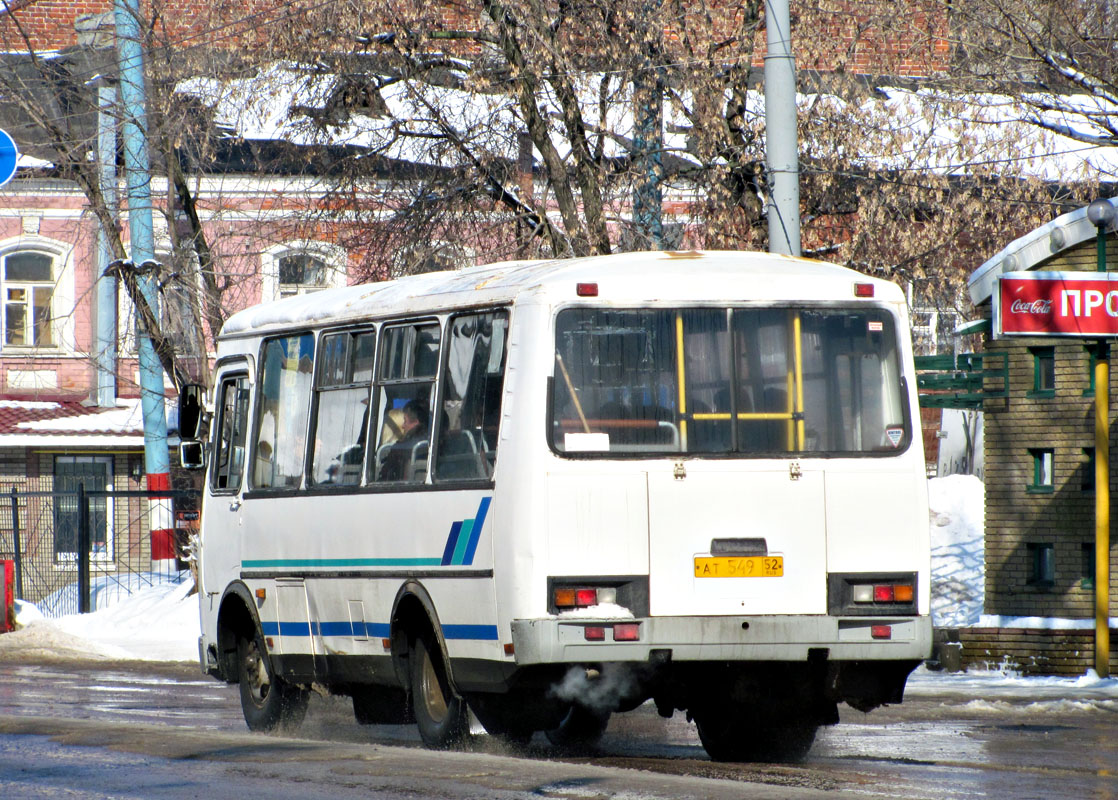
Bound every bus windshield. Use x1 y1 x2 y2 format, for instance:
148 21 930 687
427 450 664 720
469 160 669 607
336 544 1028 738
551 307 908 456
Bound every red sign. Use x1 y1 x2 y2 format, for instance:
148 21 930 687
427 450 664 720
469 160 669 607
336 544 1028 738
996 272 1118 337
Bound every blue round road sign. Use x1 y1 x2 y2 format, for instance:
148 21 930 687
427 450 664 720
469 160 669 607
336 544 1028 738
0 129 18 187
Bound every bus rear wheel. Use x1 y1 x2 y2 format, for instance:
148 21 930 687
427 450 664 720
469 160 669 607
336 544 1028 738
544 704 610 748
410 633 468 748
693 708 817 763
236 630 308 731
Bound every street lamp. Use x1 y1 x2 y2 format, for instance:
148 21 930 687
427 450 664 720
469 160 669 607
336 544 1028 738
1087 198 1115 679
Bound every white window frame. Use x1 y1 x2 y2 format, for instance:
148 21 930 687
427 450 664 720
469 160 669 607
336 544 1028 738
261 241 347 302
0 237 75 353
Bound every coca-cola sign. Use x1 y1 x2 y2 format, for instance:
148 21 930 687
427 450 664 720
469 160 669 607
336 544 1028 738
997 271 1118 338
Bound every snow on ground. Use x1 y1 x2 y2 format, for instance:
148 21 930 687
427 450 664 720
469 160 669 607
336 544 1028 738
928 474 985 628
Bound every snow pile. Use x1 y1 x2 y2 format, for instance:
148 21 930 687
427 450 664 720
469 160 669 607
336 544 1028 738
928 474 985 627
2 579 199 663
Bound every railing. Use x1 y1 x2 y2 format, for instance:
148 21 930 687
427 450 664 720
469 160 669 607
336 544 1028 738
915 352 1009 409
0 483 201 617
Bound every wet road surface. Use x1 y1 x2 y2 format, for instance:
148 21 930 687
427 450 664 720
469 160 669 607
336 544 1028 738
0 660 1115 799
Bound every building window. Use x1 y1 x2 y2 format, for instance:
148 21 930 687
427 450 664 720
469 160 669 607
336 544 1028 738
1026 542 1055 587
2 250 55 347
263 243 346 302
1027 448 1054 493
53 455 114 561
1029 346 1055 396
278 253 328 297
1082 447 1095 492
1081 542 1095 590
1084 345 1097 397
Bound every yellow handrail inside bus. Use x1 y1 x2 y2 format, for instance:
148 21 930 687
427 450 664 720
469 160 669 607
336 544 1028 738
675 313 688 450
555 353 591 434
793 311 805 449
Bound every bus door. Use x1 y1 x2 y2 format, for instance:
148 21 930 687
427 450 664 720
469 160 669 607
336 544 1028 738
202 364 252 595
648 307 828 617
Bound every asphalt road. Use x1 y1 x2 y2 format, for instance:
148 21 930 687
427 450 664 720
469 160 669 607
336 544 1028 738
0 660 1115 799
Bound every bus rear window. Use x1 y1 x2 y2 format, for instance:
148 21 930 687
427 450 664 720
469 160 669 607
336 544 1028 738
551 307 908 456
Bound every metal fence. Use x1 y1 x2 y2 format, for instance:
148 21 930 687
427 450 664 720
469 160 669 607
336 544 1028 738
0 482 201 617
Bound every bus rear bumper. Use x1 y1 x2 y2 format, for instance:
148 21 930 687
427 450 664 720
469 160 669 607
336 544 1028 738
510 614 933 665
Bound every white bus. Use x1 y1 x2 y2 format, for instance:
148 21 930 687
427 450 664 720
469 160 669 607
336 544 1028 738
188 250 931 762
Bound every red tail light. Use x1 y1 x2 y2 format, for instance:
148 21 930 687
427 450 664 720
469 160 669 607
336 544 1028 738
613 623 640 641
575 588 598 606
584 626 606 641
873 585 895 603
871 625 892 640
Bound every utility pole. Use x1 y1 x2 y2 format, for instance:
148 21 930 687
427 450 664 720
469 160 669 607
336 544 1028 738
94 80 118 409
632 0 664 251
115 0 175 565
764 0 801 256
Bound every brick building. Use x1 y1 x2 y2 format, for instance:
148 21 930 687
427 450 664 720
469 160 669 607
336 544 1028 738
960 201 1118 674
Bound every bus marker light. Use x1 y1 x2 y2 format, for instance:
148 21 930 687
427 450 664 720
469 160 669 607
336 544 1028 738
503 643 515 656
854 283 874 297
576 282 598 297
382 638 392 651
575 588 598 606
584 626 606 641
613 623 640 641
873 585 895 603
266 637 275 649
852 585 874 603
870 625 892 640
255 588 266 601
893 584 914 602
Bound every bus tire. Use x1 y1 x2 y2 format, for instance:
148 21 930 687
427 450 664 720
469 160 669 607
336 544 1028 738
693 709 817 763
544 704 610 748
236 630 308 732
410 632 467 748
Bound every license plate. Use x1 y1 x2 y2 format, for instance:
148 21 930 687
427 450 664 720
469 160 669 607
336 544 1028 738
694 556 784 578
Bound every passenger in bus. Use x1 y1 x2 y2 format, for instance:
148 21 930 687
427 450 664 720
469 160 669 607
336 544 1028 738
378 399 429 481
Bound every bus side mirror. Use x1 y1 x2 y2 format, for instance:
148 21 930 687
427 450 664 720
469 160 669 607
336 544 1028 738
179 440 205 470
179 384 205 441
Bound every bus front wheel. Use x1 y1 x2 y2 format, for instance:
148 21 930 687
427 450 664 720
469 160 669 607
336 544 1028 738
409 633 468 748
236 630 308 731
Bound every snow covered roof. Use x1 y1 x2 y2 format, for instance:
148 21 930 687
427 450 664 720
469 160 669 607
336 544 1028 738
967 198 1118 306
0 398 146 447
220 250 904 337
175 63 1118 183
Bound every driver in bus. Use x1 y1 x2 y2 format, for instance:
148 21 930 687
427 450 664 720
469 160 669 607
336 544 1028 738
378 398 429 481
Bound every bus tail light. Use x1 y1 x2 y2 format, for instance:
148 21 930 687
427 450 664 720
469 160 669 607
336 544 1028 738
851 582 914 605
871 625 892 640
553 585 619 609
584 626 606 641
613 623 640 641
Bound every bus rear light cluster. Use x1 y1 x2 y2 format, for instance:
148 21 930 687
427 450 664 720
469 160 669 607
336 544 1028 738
852 583 914 604
583 623 640 642
870 625 892 640
554 586 617 609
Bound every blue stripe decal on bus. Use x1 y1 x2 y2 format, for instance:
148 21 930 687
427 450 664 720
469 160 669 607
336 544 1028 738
440 521 463 566
258 621 493 640
462 497 490 566
443 624 499 640
450 519 475 565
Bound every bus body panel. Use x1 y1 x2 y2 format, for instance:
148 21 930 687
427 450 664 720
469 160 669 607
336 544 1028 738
647 465 827 617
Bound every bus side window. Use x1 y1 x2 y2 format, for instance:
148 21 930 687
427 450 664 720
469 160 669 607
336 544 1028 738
211 374 249 492
434 310 508 481
369 322 441 484
253 333 315 489
309 329 375 486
